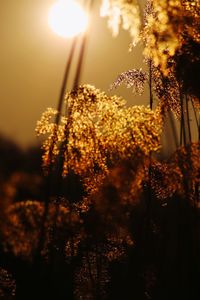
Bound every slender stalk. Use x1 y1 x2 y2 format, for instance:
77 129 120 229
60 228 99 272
191 99 200 140
185 95 192 143
73 0 94 90
73 34 87 90
54 0 95 199
168 111 179 149
145 59 153 248
34 37 78 262
45 0 95 268
179 84 186 146
95 245 101 300
149 60 153 110
180 109 183 146
85 251 96 295
56 38 77 122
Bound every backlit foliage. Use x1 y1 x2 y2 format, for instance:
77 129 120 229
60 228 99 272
151 142 200 202
36 84 162 186
83 162 137 258
152 63 181 117
35 84 163 298
110 63 182 117
100 0 141 45
142 0 200 73
110 68 147 95
102 0 200 104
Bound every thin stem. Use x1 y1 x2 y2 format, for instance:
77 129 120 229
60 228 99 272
72 34 87 90
95 245 101 300
149 60 153 110
185 95 192 143
191 99 200 140
85 251 96 295
169 111 179 149
180 110 183 146
56 38 77 123
56 0 95 196
73 0 94 90
48 11 94 258
145 59 153 248
179 84 186 146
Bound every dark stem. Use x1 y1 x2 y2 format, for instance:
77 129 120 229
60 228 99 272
185 95 192 143
169 111 179 149
180 109 183 146
34 37 78 262
95 245 101 300
149 60 153 110
56 38 77 123
73 0 94 90
73 34 87 90
85 251 96 296
44 0 95 267
191 99 200 140
179 84 186 146
145 59 153 249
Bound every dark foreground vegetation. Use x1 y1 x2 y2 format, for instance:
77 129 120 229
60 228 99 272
0 134 199 300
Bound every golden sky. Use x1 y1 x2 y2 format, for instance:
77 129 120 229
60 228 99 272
0 0 148 148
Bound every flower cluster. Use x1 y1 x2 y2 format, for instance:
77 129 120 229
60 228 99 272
36 85 162 185
142 0 200 79
152 63 181 117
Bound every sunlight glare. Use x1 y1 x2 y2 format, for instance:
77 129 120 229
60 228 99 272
48 0 88 38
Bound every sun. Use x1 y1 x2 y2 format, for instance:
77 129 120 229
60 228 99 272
48 0 88 38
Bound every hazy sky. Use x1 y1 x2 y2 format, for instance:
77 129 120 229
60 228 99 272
0 0 149 148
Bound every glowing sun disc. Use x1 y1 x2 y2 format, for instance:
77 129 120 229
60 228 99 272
48 0 88 38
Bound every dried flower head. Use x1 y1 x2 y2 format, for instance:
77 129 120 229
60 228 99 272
36 85 162 186
152 63 181 117
150 160 182 201
110 68 148 95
